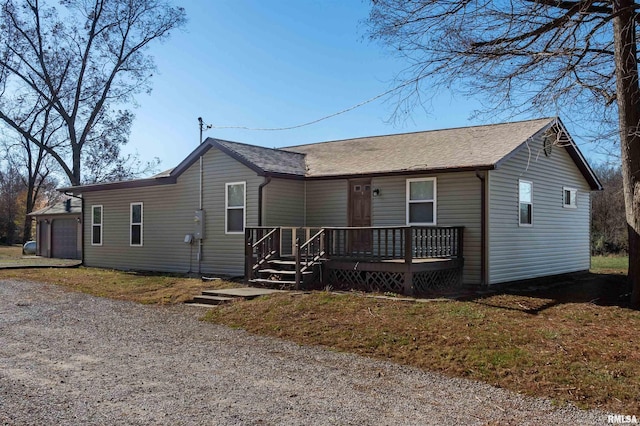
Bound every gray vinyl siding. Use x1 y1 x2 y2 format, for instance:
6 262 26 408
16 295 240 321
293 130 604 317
305 180 348 226
488 139 592 284
82 148 261 276
263 178 304 226
370 172 482 285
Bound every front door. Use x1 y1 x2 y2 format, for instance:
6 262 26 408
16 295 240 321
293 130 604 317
348 178 372 253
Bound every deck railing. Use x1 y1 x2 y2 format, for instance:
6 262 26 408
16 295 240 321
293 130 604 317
323 226 464 261
246 225 464 284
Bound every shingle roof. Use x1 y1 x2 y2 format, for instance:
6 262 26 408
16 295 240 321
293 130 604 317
284 118 555 177
59 117 601 193
216 140 306 176
29 198 81 216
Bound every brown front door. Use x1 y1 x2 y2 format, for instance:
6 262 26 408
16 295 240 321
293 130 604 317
348 179 372 253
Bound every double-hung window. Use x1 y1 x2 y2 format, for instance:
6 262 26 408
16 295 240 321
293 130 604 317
519 180 533 226
563 187 577 208
130 203 143 246
91 205 103 246
226 182 246 234
406 178 437 225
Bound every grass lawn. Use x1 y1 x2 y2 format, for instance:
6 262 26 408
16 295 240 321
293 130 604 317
0 266 237 304
0 245 23 259
591 255 628 274
1 255 637 414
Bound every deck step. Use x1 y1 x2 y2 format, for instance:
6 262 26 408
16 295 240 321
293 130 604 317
188 295 235 305
267 259 297 266
258 269 313 275
250 278 298 286
266 260 323 267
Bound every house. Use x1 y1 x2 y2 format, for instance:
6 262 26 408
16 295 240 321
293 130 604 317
59 117 602 294
29 198 82 259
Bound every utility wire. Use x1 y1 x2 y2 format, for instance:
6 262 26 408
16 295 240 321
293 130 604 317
210 80 414 132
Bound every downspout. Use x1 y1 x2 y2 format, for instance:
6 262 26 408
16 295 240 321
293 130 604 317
64 191 84 265
198 152 203 274
475 171 487 286
258 176 272 226
197 117 207 275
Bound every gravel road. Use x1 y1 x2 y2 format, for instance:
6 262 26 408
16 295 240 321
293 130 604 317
0 279 610 425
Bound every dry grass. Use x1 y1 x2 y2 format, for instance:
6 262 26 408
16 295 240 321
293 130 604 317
205 276 639 415
0 267 237 304
0 245 23 259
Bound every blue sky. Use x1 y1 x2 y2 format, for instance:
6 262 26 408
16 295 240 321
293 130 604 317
127 0 602 171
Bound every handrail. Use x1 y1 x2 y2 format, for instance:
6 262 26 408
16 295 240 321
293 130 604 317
323 225 462 230
295 228 326 289
252 227 279 248
245 227 280 282
299 228 325 251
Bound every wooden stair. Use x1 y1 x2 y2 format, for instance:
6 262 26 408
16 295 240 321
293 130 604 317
249 256 322 290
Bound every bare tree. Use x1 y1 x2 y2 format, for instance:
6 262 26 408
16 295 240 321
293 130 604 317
1 92 62 242
0 0 185 186
0 164 25 245
592 164 627 254
368 0 640 306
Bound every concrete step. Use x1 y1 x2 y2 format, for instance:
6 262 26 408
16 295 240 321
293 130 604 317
188 294 235 305
202 287 285 300
184 302 220 308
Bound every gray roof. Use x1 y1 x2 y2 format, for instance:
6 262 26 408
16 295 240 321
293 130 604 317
29 198 81 216
216 140 306 176
58 117 601 193
284 118 556 177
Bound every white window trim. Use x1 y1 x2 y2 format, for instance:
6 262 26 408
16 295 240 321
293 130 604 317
225 181 246 234
519 180 533 227
406 177 437 225
130 202 143 246
563 187 578 209
91 205 103 246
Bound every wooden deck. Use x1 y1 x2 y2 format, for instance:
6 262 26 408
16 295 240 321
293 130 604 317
245 226 464 295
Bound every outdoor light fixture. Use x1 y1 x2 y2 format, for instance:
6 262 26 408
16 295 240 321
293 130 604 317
373 188 381 197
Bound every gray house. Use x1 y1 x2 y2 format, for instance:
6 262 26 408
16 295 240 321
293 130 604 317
60 117 601 294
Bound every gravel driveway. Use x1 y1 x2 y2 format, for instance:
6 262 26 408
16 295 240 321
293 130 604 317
1 279 609 425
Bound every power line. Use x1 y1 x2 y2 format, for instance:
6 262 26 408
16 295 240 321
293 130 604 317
209 80 414 132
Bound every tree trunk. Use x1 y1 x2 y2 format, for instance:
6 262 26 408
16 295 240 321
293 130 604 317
72 148 82 186
22 184 35 243
612 0 640 307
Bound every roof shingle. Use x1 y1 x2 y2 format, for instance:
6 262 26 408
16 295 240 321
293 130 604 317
284 118 555 177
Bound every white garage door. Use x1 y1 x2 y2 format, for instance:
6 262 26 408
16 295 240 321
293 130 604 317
52 219 79 259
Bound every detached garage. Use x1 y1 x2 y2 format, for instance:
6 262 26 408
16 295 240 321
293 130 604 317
30 198 82 260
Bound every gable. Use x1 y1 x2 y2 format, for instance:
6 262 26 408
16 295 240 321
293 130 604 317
494 118 601 190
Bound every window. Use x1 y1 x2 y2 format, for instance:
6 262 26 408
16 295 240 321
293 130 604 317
226 182 246 233
519 180 533 226
563 187 577 208
406 178 437 225
91 205 103 246
130 203 143 246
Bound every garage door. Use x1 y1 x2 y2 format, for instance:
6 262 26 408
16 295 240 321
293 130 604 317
52 219 79 259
